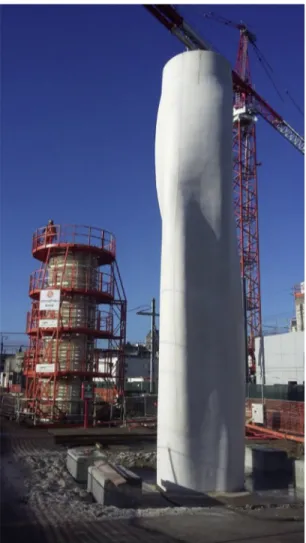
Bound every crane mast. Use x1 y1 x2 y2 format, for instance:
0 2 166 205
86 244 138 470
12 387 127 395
233 25 261 378
145 4 304 381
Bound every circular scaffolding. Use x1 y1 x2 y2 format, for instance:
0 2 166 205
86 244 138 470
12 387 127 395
23 224 127 423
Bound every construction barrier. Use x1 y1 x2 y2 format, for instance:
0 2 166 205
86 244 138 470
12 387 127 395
0 393 157 427
246 398 304 437
94 387 117 403
0 389 303 437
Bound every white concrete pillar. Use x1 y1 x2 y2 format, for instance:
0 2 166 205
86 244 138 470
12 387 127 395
156 50 245 493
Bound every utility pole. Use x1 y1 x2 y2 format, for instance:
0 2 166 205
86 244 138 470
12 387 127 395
0 334 8 373
137 298 159 394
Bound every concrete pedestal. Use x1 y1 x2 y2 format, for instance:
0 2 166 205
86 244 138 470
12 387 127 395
66 446 106 483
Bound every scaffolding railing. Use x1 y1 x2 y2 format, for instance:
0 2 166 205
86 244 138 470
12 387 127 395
26 306 114 337
29 268 114 299
32 224 116 259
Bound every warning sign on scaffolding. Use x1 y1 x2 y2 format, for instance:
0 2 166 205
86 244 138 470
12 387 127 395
39 319 58 328
36 364 55 373
39 289 61 311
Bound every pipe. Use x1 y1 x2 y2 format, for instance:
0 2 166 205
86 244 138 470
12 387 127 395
246 423 304 443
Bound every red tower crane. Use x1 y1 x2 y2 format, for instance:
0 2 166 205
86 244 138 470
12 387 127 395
144 5 304 381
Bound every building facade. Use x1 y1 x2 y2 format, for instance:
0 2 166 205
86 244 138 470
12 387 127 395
255 331 304 385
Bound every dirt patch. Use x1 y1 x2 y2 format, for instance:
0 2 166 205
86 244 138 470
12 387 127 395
245 438 304 459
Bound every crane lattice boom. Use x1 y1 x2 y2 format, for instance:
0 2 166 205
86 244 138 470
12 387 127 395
145 5 304 154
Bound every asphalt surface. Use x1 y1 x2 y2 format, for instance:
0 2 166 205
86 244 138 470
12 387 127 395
1 419 304 543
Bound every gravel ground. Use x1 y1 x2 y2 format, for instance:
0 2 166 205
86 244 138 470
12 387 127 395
19 447 159 516
1 423 204 524
1 419 304 530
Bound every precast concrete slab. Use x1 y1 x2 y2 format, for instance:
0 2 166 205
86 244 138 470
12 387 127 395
87 460 142 507
66 446 106 483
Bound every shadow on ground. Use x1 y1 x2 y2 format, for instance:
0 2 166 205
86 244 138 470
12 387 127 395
0 419 304 543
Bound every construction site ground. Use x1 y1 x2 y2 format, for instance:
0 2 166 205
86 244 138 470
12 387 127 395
244 438 304 459
1 418 304 543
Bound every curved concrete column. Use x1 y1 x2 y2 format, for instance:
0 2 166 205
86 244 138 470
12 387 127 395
155 50 245 493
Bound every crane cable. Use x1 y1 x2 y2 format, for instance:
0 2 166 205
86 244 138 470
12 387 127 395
251 42 285 103
253 43 304 117
248 39 304 118
190 5 304 119
285 90 304 118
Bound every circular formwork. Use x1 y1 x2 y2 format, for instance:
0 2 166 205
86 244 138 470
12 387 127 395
26 303 114 339
32 224 116 266
29 267 114 303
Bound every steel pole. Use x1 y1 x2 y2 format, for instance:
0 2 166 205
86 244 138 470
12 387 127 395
150 298 156 394
242 277 249 383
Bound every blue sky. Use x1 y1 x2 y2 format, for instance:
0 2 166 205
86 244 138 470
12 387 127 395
1 4 304 343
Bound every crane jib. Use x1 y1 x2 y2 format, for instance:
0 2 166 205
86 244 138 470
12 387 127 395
145 4 304 156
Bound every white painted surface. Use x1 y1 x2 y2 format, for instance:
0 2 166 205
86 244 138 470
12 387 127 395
155 50 245 493
255 331 304 385
98 356 118 378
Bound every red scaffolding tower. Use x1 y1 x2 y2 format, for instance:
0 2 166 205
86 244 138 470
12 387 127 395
23 224 126 423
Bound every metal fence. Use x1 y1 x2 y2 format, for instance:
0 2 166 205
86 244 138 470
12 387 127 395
0 392 158 426
0 394 120 426
123 395 158 421
1 387 303 436
245 384 304 437
246 383 304 402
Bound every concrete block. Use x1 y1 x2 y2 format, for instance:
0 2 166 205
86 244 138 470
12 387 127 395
87 460 142 507
294 459 304 489
66 446 106 483
245 445 291 475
